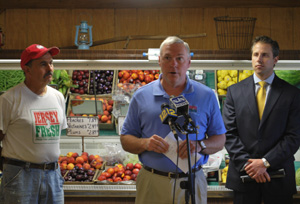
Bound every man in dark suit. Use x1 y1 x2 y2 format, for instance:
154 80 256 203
222 35 300 204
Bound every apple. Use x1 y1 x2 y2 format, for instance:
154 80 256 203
132 168 140 175
134 163 142 169
149 74 154 81
125 170 132 176
144 75 152 83
122 71 130 80
131 173 137 180
131 73 138 80
103 172 112 178
107 168 115 175
118 71 124 79
114 177 123 182
138 74 145 81
126 163 134 170
98 175 106 181
107 178 113 182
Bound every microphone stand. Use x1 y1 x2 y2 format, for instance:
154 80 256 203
180 119 198 204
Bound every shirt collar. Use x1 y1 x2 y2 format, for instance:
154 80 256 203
253 72 275 85
153 73 194 97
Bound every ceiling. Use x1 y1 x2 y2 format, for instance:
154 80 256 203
1 0 300 9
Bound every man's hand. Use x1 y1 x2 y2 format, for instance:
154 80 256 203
146 134 169 153
245 159 271 183
177 140 199 159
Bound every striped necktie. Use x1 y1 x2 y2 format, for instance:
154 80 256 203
257 81 267 120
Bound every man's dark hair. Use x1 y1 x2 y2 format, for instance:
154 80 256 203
251 35 279 58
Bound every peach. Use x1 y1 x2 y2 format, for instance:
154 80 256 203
95 163 103 169
76 156 84 164
72 152 79 158
106 105 113 112
83 163 91 170
88 155 95 163
138 74 145 81
67 157 75 164
81 152 89 157
108 100 114 106
60 163 67 170
66 152 73 157
103 110 109 116
101 115 108 123
67 163 75 170
75 163 83 168
131 73 138 80
122 71 130 80
81 155 88 162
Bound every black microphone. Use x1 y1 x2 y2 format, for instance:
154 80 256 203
160 103 178 139
169 95 196 128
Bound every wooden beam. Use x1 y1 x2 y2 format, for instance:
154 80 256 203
1 49 300 60
1 0 300 9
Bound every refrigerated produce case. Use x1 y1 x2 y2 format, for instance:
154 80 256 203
1 49 300 204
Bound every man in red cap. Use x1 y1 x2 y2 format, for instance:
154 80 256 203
0 44 68 203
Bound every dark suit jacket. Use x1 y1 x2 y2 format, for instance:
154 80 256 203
222 74 300 195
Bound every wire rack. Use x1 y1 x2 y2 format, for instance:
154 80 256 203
214 16 257 50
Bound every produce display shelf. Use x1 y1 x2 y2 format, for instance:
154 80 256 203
63 184 233 198
63 184 300 198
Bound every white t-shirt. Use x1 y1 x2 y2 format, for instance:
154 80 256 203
0 82 68 163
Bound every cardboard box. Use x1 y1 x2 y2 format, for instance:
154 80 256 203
67 94 115 130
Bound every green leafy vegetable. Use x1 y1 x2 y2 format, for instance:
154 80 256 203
0 70 25 92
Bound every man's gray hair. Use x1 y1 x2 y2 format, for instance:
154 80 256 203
159 36 190 56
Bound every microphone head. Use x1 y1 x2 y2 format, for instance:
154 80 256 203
169 95 189 116
160 106 177 124
161 103 169 110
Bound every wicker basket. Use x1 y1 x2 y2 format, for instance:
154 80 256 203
214 16 257 50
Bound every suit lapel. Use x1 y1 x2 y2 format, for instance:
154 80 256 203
259 76 283 128
242 77 258 118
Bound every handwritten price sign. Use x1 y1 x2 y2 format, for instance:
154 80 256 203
66 116 99 137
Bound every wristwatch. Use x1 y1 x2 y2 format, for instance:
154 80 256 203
262 158 270 168
199 140 207 153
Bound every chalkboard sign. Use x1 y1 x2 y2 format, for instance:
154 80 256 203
66 116 99 137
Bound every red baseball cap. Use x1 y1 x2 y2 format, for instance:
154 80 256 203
20 44 60 70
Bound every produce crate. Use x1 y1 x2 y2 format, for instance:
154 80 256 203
67 93 115 130
215 70 253 97
70 70 116 96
